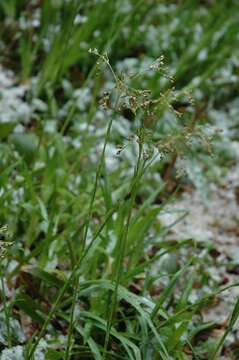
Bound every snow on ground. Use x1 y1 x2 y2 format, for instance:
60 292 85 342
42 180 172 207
161 166 239 258
160 164 239 345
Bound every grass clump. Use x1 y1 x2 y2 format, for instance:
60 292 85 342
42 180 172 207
0 1 239 359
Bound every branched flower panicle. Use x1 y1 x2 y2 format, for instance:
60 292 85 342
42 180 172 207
89 48 213 164
0 225 12 259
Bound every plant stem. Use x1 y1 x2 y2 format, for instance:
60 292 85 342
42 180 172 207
103 140 144 358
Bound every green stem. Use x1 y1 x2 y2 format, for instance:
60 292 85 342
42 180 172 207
103 140 144 358
28 201 118 359
64 117 114 359
1 277 11 347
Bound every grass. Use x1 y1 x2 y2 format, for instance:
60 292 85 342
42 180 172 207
0 0 239 359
